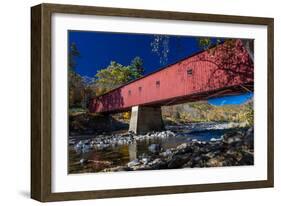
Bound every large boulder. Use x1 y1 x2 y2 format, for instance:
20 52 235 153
148 158 167 169
167 154 191 169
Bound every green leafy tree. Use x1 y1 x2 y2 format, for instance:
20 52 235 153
129 56 144 78
94 58 145 96
95 61 131 94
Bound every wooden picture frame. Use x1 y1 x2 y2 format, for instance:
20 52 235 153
31 3 274 202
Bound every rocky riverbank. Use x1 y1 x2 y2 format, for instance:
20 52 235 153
71 130 176 153
101 127 253 172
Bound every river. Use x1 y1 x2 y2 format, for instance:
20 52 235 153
68 122 250 173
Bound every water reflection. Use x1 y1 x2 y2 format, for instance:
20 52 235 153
68 128 247 173
128 143 137 161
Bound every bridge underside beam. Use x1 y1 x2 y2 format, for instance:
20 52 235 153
129 106 164 135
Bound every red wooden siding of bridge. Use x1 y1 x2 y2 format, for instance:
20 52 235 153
90 40 254 113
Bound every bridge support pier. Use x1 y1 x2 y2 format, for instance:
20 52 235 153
129 106 164 134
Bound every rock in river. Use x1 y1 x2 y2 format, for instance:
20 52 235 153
148 144 161 154
127 159 140 167
168 154 192 169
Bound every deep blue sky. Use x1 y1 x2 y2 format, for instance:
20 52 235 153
208 93 253 106
68 31 204 78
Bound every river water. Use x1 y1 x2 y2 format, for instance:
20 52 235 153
68 123 248 173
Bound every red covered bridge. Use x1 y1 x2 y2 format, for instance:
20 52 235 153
90 39 254 134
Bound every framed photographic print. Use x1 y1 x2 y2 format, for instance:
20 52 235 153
31 3 274 202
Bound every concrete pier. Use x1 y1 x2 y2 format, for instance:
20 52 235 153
129 106 164 134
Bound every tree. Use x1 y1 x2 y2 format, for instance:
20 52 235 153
129 56 144 78
150 35 254 65
94 61 131 95
68 42 83 108
68 42 95 109
68 42 80 72
69 72 85 108
197 37 254 62
93 58 145 96
150 35 170 65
